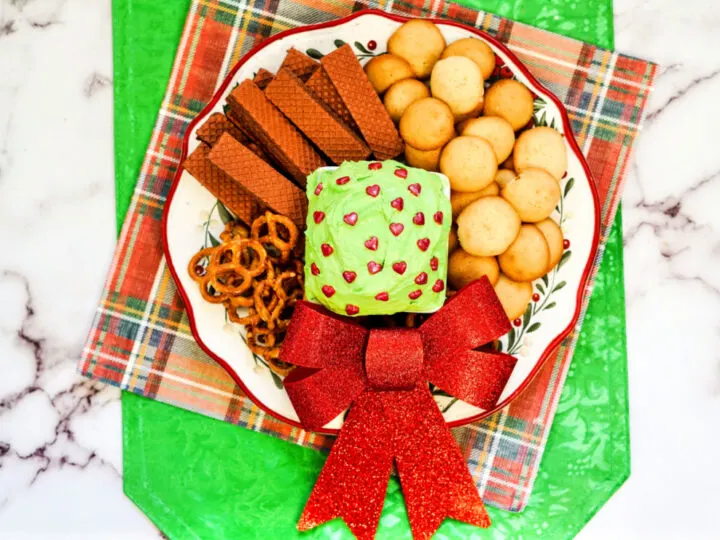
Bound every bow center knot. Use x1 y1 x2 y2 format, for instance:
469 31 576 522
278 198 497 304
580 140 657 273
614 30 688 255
365 328 424 391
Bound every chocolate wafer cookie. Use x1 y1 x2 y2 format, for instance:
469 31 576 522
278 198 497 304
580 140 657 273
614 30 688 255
253 68 274 89
265 69 370 164
305 67 359 133
208 133 308 228
224 107 274 164
227 80 325 186
183 143 262 226
321 44 404 160
278 48 318 81
197 112 248 147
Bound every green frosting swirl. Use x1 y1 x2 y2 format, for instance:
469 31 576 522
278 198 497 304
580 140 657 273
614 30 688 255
304 160 451 316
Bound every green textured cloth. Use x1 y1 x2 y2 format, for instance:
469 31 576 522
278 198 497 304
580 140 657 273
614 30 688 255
116 1 628 538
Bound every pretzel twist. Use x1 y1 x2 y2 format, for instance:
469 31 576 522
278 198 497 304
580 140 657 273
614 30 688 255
251 211 300 263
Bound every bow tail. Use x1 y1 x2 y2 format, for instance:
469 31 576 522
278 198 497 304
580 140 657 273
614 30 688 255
383 386 490 540
298 391 395 540
299 386 490 540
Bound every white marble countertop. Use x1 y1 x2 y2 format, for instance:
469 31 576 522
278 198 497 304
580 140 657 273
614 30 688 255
0 0 718 537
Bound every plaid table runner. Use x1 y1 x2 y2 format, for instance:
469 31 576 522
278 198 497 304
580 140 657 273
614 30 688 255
80 0 655 512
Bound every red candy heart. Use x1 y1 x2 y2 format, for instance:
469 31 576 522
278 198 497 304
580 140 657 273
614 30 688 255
344 212 358 226
310 263 320 276
415 272 428 285
313 211 325 224
430 257 439 271
408 183 421 196
417 238 430 251
394 168 408 179
343 271 357 283
367 261 383 274
364 236 378 251
412 212 425 225
314 183 323 196
390 197 404 211
433 211 444 224
408 290 423 300
389 223 404 236
336 176 351 185
368 162 382 170
366 184 381 197
321 243 334 256
321 285 335 297
375 292 389 301
432 279 445 293
392 261 407 275
346 304 360 315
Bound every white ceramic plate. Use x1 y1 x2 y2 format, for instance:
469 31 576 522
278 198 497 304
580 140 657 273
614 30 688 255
163 9 600 434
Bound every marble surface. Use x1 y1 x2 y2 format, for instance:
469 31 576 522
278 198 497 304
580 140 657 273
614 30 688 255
0 0 718 537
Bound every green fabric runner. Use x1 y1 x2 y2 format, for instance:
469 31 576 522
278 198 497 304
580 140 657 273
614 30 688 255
116 1 628 537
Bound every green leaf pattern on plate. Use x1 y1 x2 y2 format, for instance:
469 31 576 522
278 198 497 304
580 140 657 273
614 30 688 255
305 39 377 60
217 200 234 224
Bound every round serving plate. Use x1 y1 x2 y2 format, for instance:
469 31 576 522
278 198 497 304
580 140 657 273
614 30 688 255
163 9 600 434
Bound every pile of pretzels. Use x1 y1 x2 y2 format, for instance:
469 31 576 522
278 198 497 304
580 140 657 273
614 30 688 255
188 212 304 375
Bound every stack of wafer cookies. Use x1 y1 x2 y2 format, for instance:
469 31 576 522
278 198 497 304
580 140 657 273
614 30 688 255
182 45 404 235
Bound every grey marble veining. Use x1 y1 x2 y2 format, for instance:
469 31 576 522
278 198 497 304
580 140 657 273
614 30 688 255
582 0 720 538
0 0 718 537
0 0 155 535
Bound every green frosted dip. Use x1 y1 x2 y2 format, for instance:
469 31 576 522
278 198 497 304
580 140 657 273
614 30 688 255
304 160 451 316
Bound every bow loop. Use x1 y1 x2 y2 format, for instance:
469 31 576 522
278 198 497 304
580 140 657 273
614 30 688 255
418 278 517 408
283 366 366 432
281 301 368 370
425 349 517 410
280 301 368 430
420 279 512 362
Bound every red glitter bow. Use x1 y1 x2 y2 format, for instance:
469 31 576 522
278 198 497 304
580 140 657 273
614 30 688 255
279 277 517 540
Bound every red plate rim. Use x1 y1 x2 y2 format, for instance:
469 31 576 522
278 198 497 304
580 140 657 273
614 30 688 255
161 8 601 435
